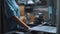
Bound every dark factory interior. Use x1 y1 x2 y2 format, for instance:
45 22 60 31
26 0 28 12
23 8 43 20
0 0 60 34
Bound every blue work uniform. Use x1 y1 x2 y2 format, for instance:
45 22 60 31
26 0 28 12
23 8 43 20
4 0 20 33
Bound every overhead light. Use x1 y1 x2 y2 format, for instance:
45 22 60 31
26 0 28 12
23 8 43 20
27 0 34 4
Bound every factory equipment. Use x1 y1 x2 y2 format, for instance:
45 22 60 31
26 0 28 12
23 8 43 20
27 0 57 34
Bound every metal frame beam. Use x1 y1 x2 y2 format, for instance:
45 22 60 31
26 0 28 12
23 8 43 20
56 0 60 34
52 0 57 26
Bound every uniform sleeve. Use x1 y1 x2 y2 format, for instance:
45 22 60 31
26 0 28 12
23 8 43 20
5 0 17 18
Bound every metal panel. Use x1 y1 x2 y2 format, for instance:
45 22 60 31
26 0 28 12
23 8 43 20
0 0 1 34
29 25 56 33
56 0 60 34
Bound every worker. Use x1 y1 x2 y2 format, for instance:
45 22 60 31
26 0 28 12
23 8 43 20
4 0 30 33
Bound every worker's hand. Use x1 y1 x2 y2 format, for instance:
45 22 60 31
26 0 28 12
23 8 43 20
28 27 31 30
25 26 31 32
28 27 32 32
25 26 30 29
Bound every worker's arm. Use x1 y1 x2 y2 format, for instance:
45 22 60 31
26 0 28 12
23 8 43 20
11 16 30 29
